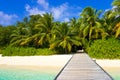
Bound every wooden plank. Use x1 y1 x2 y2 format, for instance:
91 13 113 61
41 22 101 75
55 53 113 80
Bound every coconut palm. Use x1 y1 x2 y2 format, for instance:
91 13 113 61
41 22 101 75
69 18 81 34
112 22 120 38
102 0 120 38
20 15 42 47
28 15 42 35
32 13 54 47
112 0 120 11
102 10 114 32
112 0 120 6
0 25 16 46
80 7 108 40
10 23 29 46
10 16 34 46
111 0 120 38
50 22 82 53
112 0 120 15
111 0 120 25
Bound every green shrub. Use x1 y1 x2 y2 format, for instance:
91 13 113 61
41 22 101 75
0 47 4 54
1 46 57 56
36 48 57 55
88 37 120 59
0 49 1 54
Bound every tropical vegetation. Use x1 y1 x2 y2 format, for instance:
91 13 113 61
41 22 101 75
2 46 57 56
0 0 120 58
88 37 120 59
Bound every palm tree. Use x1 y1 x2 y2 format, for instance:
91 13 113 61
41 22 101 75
69 17 81 35
112 0 120 12
10 23 29 46
111 0 120 26
22 15 42 47
102 10 114 33
10 13 54 48
0 25 16 46
50 22 82 53
112 22 120 38
28 15 42 35
112 0 120 5
102 0 120 38
111 0 120 38
32 13 54 47
80 7 108 40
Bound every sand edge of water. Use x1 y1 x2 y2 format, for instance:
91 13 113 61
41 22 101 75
0 55 73 67
0 54 120 68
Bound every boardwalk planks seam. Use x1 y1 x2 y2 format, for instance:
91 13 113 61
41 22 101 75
55 53 113 80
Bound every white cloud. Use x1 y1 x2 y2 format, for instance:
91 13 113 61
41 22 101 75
0 11 18 26
51 4 82 20
78 12 82 15
104 9 110 12
25 1 82 21
25 4 45 15
51 3 68 19
37 0 49 9
112 6 117 9
64 18 69 22
112 6 119 12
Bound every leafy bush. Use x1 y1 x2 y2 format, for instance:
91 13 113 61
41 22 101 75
1 46 57 56
0 49 1 54
36 48 57 55
0 47 3 54
88 37 120 59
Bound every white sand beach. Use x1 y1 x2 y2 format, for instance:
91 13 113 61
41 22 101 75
0 54 72 67
0 54 120 68
96 59 120 67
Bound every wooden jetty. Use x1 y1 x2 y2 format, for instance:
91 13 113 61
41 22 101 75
55 52 113 80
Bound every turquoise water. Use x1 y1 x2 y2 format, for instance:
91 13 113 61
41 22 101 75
104 67 120 80
0 65 120 80
0 65 60 80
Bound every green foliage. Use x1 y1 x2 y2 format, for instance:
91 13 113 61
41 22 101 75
112 0 120 7
1 46 57 56
88 37 120 59
0 0 120 58
0 26 16 46
34 13 54 47
0 49 1 54
80 7 108 40
50 22 82 53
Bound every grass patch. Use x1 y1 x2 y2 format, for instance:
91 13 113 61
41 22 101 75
88 37 120 59
1 46 57 56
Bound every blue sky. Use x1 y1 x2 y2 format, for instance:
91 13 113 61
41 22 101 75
0 0 113 26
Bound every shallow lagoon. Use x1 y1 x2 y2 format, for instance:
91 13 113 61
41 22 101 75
0 65 120 80
103 67 120 80
0 65 61 80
